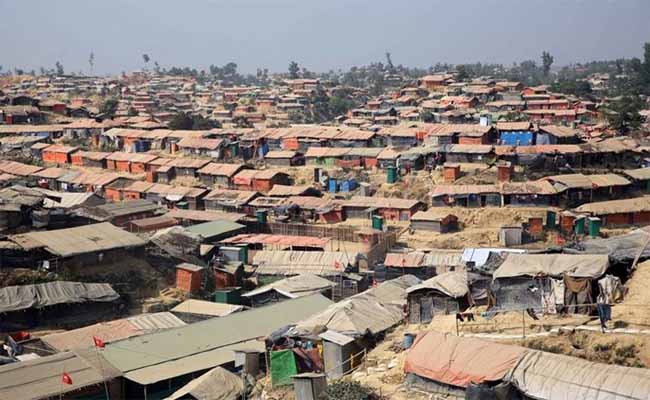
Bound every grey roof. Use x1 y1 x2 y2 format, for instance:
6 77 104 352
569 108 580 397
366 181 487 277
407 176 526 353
0 281 119 313
171 299 244 317
9 222 147 257
126 312 187 331
36 188 105 209
242 273 335 299
185 220 245 240
0 349 121 400
79 199 161 221
102 294 333 384
623 168 650 181
406 271 469 298
0 185 44 208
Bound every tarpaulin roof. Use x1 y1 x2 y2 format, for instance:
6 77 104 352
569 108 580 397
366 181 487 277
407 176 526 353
384 252 425 268
406 271 469 298
41 312 186 352
291 292 404 337
462 248 526 268
365 275 421 304
0 281 119 313
242 273 335 299
404 331 526 388
567 226 650 262
252 251 358 276
0 349 121 400
506 349 650 400
493 254 609 280
291 275 419 337
166 367 243 400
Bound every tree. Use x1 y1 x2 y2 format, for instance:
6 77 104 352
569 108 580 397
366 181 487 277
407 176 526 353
420 110 435 123
169 112 221 130
55 61 64 76
100 98 119 117
541 51 554 77
168 112 194 130
127 107 138 116
328 95 355 117
456 65 468 81
641 42 650 90
142 54 150 69
288 61 300 79
153 61 161 74
232 115 254 128
603 95 643 132
88 52 95 75
385 51 395 73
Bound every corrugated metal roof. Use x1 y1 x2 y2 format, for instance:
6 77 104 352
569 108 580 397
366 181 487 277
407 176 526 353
102 294 333 384
343 195 421 210
576 197 650 215
197 162 244 177
10 222 146 257
588 174 631 188
171 299 244 317
252 250 357 276
267 184 314 197
87 199 161 219
423 250 465 267
126 312 187 331
166 209 245 222
185 220 244 239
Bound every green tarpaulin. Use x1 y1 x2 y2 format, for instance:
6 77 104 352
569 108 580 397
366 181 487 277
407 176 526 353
270 350 298 387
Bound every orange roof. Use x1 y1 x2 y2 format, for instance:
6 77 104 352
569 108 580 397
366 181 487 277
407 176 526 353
221 233 329 248
43 144 78 154
405 331 526 388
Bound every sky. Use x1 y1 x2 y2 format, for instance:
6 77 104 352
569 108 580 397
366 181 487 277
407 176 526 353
1 0 650 75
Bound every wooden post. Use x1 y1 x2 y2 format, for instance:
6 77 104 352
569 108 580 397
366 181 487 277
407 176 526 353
455 315 459 336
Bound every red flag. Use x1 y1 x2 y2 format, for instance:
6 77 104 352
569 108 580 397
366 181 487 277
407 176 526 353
334 260 342 270
372 279 378 288
93 336 105 349
62 372 73 385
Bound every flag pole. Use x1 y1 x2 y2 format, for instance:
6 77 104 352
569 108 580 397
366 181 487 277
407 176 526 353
93 337 111 400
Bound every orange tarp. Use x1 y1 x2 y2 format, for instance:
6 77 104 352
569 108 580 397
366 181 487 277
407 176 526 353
404 331 526 388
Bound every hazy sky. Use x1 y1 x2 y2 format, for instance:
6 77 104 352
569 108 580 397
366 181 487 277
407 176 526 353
1 0 650 75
